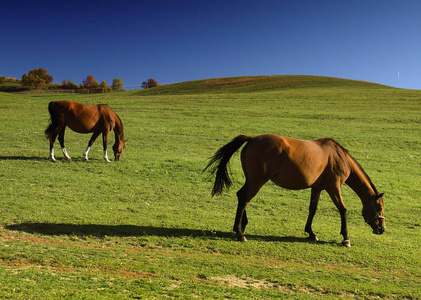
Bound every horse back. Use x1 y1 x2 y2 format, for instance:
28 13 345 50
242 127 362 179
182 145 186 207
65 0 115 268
49 100 114 133
242 134 350 190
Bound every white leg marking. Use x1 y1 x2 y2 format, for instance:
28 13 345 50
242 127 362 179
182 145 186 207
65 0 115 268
62 147 71 160
84 146 91 161
104 149 111 163
342 239 351 247
50 148 56 162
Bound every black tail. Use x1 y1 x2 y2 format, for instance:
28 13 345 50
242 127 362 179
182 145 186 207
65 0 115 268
204 135 250 196
44 101 61 141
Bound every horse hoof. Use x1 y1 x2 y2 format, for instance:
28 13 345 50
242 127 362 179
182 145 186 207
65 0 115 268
307 234 318 242
239 235 247 242
235 235 247 242
342 240 351 247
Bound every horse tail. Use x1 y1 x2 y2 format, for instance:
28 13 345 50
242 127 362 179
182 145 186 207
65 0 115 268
204 135 251 196
44 101 61 141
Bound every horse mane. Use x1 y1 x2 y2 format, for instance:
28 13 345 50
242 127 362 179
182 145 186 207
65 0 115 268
116 113 123 128
114 113 124 139
318 138 349 154
318 138 379 195
348 153 379 195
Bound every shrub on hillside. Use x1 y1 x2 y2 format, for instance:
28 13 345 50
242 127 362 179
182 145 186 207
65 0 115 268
142 78 161 89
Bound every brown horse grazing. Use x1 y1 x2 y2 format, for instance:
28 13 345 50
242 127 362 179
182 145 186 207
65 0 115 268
204 134 385 247
45 100 127 162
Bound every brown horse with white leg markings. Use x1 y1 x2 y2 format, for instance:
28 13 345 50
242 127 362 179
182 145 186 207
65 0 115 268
45 100 126 162
204 134 385 247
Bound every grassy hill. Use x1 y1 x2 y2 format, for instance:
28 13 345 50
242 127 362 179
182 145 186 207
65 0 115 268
0 76 420 299
0 80 27 93
1 75 394 95
135 75 391 95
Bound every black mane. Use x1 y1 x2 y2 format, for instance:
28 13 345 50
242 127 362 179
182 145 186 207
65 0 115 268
318 138 379 195
318 138 349 153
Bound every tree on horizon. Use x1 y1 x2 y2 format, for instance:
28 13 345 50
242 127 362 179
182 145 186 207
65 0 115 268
83 75 99 88
142 78 161 89
21 68 53 89
112 78 124 91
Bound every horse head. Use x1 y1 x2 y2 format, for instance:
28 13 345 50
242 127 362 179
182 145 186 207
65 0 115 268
362 193 386 235
113 139 127 161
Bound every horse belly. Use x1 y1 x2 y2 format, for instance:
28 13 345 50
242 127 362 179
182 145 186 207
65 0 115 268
270 158 324 190
67 122 95 133
66 116 98 133
270 171 316 190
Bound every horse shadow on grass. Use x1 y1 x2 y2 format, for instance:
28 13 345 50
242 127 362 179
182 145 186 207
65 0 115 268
5 222 336 245
0 156 101 162
0 156 47 161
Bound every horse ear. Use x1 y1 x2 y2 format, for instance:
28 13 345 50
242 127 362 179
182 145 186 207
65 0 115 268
124 139 128 143
377 193 384 199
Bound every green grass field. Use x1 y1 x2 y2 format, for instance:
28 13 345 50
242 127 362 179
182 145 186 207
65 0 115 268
0 76 420 299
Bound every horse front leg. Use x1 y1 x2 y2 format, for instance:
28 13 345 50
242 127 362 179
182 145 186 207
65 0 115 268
339 207 349 247
327 187 351 247
58 127 71 160
84 131 101 161
102 131 111 163
305 188 321 241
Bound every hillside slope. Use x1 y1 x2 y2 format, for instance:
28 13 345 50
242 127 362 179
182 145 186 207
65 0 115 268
134 75 391 95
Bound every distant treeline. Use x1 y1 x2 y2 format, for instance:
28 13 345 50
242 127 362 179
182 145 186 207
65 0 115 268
1 68 161 93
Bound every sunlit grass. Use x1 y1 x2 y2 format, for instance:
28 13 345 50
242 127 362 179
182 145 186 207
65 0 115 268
0 76 420 298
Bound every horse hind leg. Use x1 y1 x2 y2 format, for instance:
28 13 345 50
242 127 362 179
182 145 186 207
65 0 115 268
48 133 58 162
234 181 263 242
45 107 59 161
241 209 248 233
58 127 71 160
305 188 322 241
47 128 62 162
234 186 249 242
46 123 60 162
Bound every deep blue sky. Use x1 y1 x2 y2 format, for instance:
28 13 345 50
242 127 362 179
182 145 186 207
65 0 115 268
2 0 421 89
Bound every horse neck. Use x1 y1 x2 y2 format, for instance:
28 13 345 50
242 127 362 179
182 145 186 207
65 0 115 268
345 156 377 204
113 116 124 144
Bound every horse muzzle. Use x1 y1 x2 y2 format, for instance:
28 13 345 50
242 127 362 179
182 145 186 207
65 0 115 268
373 226 385 235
